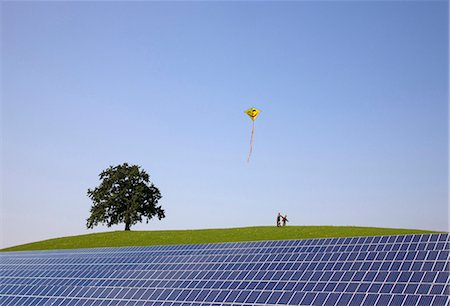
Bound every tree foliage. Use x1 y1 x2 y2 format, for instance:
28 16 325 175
87 163 165 231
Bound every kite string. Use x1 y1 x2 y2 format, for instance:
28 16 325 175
247 120 255 162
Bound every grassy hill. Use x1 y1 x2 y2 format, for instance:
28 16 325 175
1 226 441 252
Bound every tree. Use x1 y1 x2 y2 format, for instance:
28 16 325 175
87 163 165 231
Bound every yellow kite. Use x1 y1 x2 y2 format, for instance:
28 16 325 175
245 107 261 162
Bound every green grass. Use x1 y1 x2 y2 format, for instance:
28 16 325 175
1 226 441 252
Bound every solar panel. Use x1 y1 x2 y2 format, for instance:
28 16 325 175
0 233 448 305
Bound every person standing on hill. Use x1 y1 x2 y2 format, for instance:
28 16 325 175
282 214 289 226
276 212 281 227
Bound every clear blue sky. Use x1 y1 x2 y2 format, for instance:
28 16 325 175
1 1 448 248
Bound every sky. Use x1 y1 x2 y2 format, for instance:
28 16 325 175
1 1 448 249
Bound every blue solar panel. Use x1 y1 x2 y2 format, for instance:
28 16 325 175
0 233 449 305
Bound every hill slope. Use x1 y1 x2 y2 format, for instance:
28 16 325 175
1 226 440 252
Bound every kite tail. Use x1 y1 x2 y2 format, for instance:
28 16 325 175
247 120 255 163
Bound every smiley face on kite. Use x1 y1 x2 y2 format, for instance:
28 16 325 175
245 108 261 121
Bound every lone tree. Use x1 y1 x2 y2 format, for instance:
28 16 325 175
87 163 165 231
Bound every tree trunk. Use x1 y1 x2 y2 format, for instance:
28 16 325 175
125 222 131 231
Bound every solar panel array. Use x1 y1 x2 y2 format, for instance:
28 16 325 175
1 233 449 306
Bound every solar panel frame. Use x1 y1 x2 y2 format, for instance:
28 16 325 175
1 233 449 306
